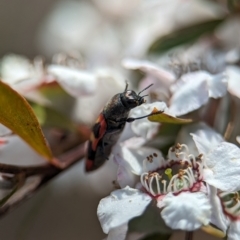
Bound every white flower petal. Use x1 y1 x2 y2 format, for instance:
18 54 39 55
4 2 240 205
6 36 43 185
226 65 240 99
205 142 240 191
228 221 240 240
171 71 209 95
116 164 137 188
113 146 143 175
142 150 164 172
208 186 229 233
122 58 176 83
160 192 211 231
207 73 227 98
169 79 209 116
47 65 97 97
130 102 166 139
113 145 162 176
0 54 34 84
121 137 146 149
191 126 224 155
179 71 227 99
97 187 152 234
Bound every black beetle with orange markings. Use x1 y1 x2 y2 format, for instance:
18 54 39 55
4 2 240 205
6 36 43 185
85 83 162 172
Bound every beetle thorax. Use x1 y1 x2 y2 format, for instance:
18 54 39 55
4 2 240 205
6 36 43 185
103 93 130 120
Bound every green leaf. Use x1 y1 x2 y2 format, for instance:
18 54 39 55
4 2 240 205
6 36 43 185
149 19 224 54
148 110 192 124
30 102 77 132
127 201 172 238
0 81 53 161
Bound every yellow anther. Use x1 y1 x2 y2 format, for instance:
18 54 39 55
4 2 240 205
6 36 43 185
165 168 172 180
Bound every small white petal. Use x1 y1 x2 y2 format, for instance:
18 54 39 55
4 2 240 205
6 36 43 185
47 65 97 97
205 142 240 191
130 102 166 139
191 126 224 155
0 54 34 84
169 79 209 116
116 164 137 188
121 137 146 149
113 145 161 176
226 65 240 99
113 146 142 175
236 136 240 144
179 71 227 99
228 221 240 240
142 150 164 172
97 187 151 234
160 192 211 231
173 71 209 94
207 73 227 98
122 58 176 82
208 186 229 233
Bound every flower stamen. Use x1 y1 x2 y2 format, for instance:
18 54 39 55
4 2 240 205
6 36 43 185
141 145 204 197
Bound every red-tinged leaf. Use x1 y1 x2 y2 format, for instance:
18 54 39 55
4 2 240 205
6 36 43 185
148 108 192 124
0 81 53 162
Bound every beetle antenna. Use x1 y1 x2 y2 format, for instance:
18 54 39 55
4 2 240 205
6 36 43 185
124 81 129 92
138 83 153 95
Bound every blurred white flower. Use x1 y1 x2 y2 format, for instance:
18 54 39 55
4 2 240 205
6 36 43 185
123 58 228 116
37 0 223 65
47 65 97 97
98 121 240 239
169 70 227 116
0 54 50 94
226 65 240 99
192 127 240 239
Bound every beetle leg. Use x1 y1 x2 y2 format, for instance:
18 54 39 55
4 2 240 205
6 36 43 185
112 110 164 123
126 110 164 122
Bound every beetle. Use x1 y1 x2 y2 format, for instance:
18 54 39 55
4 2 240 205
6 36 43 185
85 83 162 172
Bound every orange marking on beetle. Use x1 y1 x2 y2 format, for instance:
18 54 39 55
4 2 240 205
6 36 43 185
86 159 94 171
92 114 107 151
90 133 95 142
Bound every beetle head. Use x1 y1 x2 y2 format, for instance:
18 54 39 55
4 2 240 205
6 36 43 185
121 83 153 109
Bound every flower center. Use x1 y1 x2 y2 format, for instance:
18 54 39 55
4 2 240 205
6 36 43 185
219 191 240 220
140 143 204 197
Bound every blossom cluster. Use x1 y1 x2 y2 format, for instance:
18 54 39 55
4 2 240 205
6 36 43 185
1 0 240 240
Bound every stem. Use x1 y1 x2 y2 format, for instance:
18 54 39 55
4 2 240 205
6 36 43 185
224 95 237 141
0 142 86 217
185 231 193 240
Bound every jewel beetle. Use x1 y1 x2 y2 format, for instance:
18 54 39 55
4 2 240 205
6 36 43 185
85 83 162 172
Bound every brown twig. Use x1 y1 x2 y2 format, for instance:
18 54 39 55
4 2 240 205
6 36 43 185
0 142 86 217
185 231 193 240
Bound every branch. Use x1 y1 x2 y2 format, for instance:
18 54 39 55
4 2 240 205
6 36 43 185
0 142 86 217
